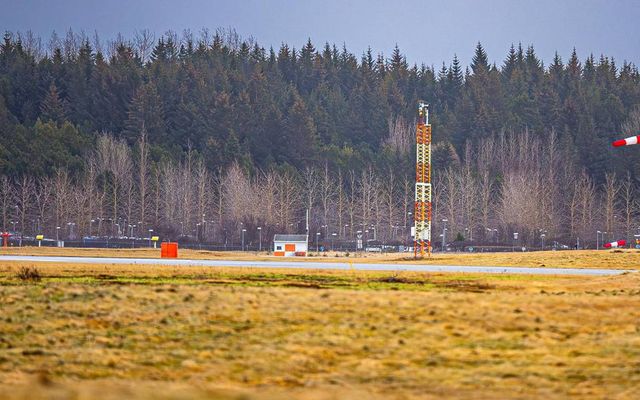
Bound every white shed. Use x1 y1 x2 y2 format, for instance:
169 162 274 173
273 234 308 257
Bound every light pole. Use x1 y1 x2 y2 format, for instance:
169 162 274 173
316 232 321 252
241 228 246 251
541 233 546 250
89 219 95 237
407 212 413 239
67 222 76 240
148 229 153 247
56 226 60 241
202 213 206 240
14 205 19 234
343 224 349 238
441 218 448 252
257 227 262 252
130 224 136 248
597 231 607 250
331 232 337 251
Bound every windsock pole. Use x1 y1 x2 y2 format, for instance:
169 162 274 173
603 240 626 249
612 136 640 147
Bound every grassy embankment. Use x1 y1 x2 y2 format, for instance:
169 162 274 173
0 259 639 399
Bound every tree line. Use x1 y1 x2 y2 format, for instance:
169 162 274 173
1 126 639 248
1 28 640 247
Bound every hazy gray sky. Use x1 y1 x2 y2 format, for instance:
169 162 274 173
2 0 640 69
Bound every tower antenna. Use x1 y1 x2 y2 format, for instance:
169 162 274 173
414 101 432 258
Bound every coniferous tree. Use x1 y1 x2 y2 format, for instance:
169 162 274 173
123 82 166 144
40 82 67 124
470 42 489 75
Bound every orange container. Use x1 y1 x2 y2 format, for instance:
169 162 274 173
161 242 178 258
273 251 285 257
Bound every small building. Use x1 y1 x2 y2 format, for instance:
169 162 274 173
273 234 308 257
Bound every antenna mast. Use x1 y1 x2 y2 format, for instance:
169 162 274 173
414 101 432 258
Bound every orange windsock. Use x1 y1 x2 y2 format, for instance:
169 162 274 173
603 240 626 248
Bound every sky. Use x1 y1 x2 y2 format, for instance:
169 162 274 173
2 0 640 69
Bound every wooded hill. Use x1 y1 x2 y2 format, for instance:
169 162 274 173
1 29 640 246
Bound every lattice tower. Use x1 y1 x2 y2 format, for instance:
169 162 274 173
414 102 432 258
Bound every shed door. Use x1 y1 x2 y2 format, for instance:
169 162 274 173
285 243 295 251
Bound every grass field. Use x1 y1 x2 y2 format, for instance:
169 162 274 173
1 252 639 399
2 246 640 270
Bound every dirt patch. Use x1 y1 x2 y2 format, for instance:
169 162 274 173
434 280 497 292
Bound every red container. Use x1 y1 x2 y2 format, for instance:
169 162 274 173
161 242 178 258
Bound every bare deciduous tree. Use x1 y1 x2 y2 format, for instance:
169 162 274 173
603 173 620 240
137 127 150 233
384 115 413 155
0 176 12 231
319 163 336 236
301 166 319 229
133 29 155 63
14 176 35 238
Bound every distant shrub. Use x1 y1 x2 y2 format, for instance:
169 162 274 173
17 266 41 282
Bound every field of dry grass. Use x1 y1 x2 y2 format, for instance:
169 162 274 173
2 246 640 270
1 260 639 399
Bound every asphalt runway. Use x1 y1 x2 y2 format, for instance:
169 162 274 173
0 255 633 276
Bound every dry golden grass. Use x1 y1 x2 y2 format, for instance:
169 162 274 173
1 262 639 399
2 246 640 270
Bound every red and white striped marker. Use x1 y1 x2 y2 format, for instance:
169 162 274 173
612 135 640 147
603 240 626 248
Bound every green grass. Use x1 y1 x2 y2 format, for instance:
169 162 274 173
1 270 535 292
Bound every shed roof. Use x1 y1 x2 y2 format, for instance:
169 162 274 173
273 234 308 242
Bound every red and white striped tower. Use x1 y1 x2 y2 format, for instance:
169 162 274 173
414 102 432 258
